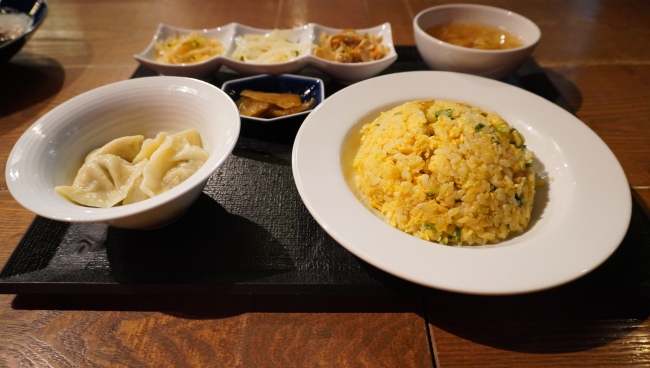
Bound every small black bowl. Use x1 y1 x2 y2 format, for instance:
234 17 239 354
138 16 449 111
221 74 325 144
221 74 325 123
0 0 48 63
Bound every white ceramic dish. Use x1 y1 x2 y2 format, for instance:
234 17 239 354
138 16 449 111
135 22 397 83
292 71 631 295
413 4 541 79
6 76 240 229
134 23 236 79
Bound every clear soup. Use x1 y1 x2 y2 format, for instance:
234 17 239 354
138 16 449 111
425 23 523 50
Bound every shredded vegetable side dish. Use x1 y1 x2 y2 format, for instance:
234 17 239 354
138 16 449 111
314 29 389 63
154 33 226 64
230 30 315 64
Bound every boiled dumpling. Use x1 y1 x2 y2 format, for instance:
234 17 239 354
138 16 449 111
122 159 151 205
55 154 144 208
85 135 144 162
56 129 209 208
132 132 168 164
140 129 209 197
176 128 203 147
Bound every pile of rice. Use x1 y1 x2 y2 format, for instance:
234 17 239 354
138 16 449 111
353 100 536 246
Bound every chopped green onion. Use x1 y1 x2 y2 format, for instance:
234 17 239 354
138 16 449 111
475 123 485 132
426 222 437 232
514 193 524 206
426 187 439 197
525 161 533 167
496 123 510 134
435 109 452 118
511 130 523 147
440 238 448 245
455 228 461 242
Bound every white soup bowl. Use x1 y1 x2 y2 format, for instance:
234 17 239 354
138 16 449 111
414 4 541 79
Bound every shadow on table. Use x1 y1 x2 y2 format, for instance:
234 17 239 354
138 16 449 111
105 193 296 284
542 68 584 114
425 294 650 353
0 192 297 290
0 53 64 120
424 197 650 353
11 294 426 318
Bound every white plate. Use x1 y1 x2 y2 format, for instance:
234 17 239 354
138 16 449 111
292 71 632 295
134 23 397 83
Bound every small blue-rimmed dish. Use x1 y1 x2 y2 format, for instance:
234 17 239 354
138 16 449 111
221 74 324 123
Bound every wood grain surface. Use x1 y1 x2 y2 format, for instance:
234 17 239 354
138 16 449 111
1 295 432 367
1 0 649 366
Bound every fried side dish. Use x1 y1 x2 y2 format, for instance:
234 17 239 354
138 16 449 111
314 29 389 63
236 90 315 118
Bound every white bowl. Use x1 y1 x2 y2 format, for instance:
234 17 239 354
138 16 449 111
6 76 240 229
135 22 397 84
413 4 541 79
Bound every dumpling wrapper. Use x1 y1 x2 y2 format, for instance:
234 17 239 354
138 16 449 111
177 128 203 148
140 129 209 197
55 154 145 208
133 132 168 164
123 159 151 205
85 135 144 163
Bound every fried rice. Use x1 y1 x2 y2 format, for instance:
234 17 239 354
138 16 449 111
352 100 536 246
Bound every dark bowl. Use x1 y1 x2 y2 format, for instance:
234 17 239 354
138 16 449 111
0 0 48 63
221 74 325 123
221 74 325 145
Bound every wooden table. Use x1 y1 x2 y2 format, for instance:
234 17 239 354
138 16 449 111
1 0 649 366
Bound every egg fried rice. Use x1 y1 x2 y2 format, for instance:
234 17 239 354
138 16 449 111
353 100 535 246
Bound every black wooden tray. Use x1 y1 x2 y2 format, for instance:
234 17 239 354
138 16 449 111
2 47 649 296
